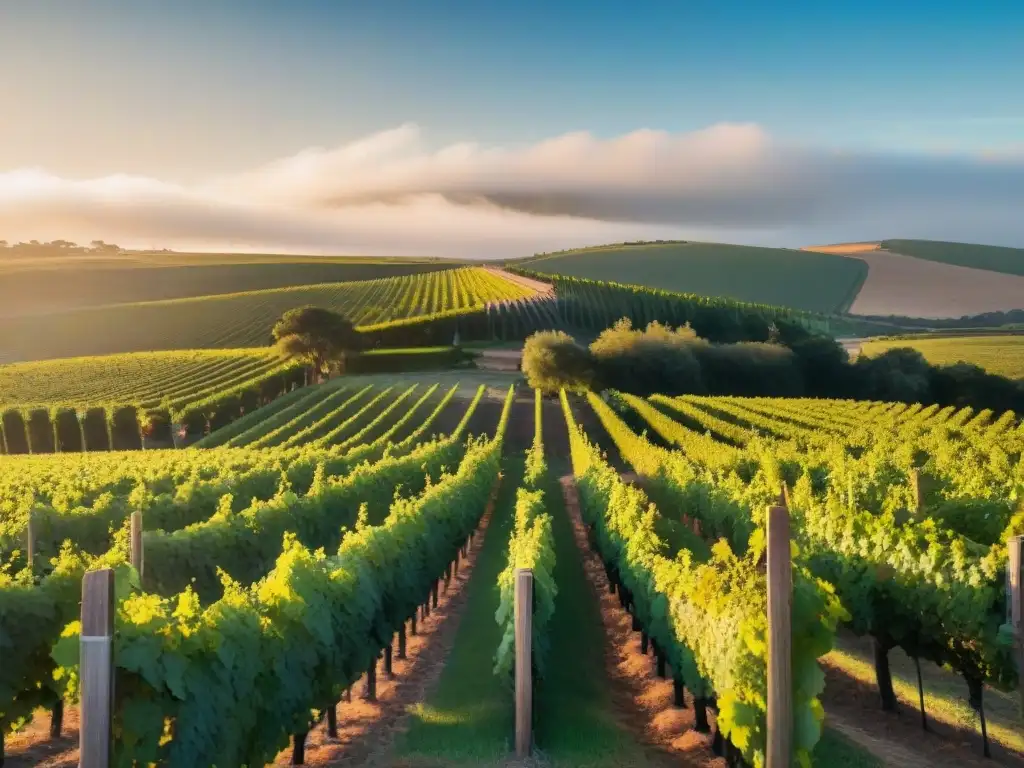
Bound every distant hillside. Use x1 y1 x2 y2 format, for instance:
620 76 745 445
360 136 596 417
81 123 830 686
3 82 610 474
880 239 1024 277
512 241 868 314
0 251 460 318
0 267 533 363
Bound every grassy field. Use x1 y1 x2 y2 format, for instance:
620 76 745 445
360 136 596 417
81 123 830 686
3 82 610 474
881 239 1024 277
516 241 869 313
860 334 1024 379
0 267 535 363
0 252 459 317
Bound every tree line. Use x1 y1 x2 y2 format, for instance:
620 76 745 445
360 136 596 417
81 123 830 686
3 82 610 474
522 319 1024 414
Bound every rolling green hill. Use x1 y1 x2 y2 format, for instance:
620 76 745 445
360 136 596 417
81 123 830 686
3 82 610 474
880 239 1024 276
514 241 868 314
0 251 459 317
0 267 535 363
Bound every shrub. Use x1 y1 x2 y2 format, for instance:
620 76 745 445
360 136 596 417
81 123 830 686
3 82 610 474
52 407 84 452
260 370 293 403
787 335 851 397
522 330 598 394
589 320 706 395
82 407 111 451
109 405 142 450
173 410 209 446
207 394 243 432
691 342 804 397
239 386 261 414
141 409 173 447
853 347 933 403
1 408 29 454
26 408 55 453
929 362 1024 413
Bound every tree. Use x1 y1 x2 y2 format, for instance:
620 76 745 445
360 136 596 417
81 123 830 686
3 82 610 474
272 306 362 378
521 330 597 394
852 347 932 403
589 319 706 395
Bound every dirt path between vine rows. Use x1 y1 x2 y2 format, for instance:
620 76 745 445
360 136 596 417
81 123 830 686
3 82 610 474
273 490 500 768
819 660 1024 768
559 476 723 767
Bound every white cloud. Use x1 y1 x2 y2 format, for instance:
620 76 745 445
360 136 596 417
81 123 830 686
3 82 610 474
0 123 1022 257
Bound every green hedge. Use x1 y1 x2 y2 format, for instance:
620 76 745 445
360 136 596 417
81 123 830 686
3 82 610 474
83 407 111 451
1 409 29 454
52 407 83 452
109 405 142 450
27 408 55 453
141 410 173 447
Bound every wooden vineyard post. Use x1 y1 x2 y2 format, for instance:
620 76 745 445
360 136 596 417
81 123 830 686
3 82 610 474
910 469 922 514
515 568 534 758
79 569 115 768
1009 536 1024 717
766 504 793 768
398 623 407 659
364 654 377 702
26 514 35 575
326 702 338 739
130 510 144 585
292 731 307 765
384 636 394 679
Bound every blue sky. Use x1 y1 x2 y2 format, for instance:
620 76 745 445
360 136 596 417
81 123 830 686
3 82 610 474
4 0 1023 175
0 1 1022 255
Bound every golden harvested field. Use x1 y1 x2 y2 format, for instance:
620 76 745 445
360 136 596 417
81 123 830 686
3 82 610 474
802 242 881 254
861 334 1024 379
846 249 1024 318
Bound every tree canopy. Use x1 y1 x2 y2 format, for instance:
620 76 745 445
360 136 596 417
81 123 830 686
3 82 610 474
521 330 597 394
272 306 361 376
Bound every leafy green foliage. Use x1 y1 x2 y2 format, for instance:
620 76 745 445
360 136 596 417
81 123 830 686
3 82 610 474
272 306 362 376
51 435 503 765
563 391 847 768
521 330 597 394
604 391 1024 694
495 390 556 680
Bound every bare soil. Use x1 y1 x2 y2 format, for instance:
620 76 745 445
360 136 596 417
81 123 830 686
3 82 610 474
484 267 555 296
476 348 523 372
845 249 1024 318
